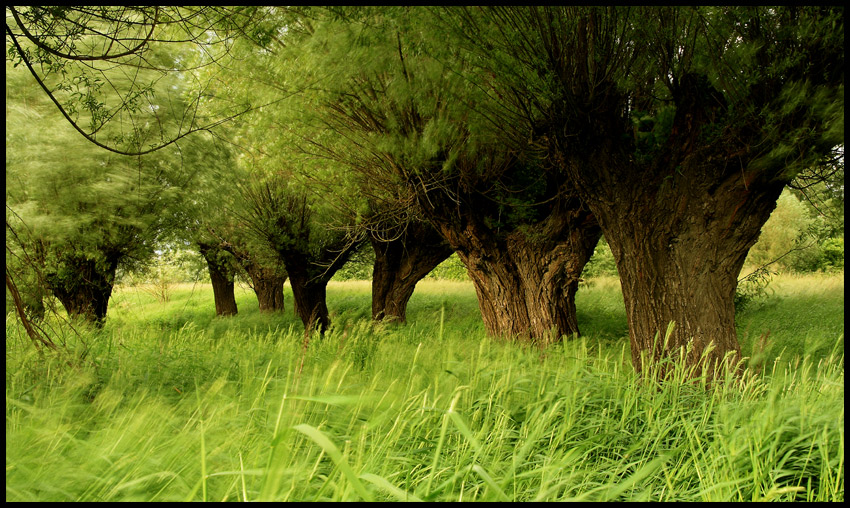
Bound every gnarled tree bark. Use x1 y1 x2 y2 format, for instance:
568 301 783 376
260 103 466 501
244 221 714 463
419 187 601 343
370 221 453 323
558 71 806 380
574 149 785 379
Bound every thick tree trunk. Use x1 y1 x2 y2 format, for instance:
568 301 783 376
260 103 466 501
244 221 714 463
456 219 599 343
241 260 286 312
218 242 287 312
423 193 601 343
250 267 286 312
588 171 785 380
370 222 453 323
278 238 360 334
198 243 238 317
288 267 330 333
558 74 788 380
47 255 118 326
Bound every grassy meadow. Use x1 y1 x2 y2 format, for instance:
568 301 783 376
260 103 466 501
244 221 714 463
5 273 845 501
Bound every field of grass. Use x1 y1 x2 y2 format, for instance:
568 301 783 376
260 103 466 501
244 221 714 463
5 273 844 501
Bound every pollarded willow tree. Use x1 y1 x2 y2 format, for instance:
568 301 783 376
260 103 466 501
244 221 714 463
171 129 288 317
5 6 270 327
236 171 363 334
443 6 844 378
263 7 602 342
6 61 189 325
191 7 456 326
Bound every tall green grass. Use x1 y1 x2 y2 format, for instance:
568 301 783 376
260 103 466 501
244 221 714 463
5 274 844 501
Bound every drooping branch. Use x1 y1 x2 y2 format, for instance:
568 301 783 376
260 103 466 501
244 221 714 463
5 6 272 156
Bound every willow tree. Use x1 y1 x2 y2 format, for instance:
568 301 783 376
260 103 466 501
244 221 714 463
186 7 455 326
446 6 844 377
170 129 288 316
6 61 187 325
254 8 602 342
237 173 362 334
225 242 288 313
5 6 267 327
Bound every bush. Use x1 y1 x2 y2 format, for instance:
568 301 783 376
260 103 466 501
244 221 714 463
819 237 844 271
790 236 844 273
118 246 208 297
333 259 374 281
743 189 844 274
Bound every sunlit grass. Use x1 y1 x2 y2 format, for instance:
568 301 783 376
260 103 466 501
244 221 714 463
5 273 844 501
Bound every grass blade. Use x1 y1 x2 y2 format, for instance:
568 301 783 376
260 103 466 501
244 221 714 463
293 423 373 502
360 473 423 502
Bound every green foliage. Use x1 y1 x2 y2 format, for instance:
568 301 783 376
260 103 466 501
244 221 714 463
735 266 776 312
119 246 209 302
332 244 375 282
745 189 844 273
817 237 845 271
427 253 469 281
6 58 198 322
5 6 259 154
630 106 677 164
5 274 844 501
582 237 619 278
745 190 814 271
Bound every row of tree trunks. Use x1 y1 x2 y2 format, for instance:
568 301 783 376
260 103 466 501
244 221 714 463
221 242 288 313
369 222 454 323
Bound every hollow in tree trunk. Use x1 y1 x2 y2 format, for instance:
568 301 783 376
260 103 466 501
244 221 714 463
370 222 453 323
